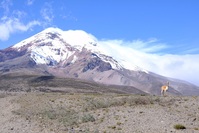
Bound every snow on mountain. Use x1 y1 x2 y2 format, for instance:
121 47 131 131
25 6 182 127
12 27 148 73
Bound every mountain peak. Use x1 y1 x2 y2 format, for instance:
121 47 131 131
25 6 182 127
40 27 98 47
12 27 98 50
10 27 147 72
41 27 64 33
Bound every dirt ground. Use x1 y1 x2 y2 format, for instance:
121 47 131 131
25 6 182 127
0 92 199 133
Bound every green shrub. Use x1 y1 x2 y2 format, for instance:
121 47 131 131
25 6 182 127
82 114 95 123
174 124 186 130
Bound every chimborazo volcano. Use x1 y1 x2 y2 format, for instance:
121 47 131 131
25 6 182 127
0 27 199 95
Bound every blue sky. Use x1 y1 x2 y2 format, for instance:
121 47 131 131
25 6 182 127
0 0 199 85
0 0 199 53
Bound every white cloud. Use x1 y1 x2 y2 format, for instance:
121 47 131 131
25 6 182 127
0 0 41 41
103 38 168 53
0 0 12 15
0 17 40 41
97 39 199 86
40 2 54 23
0 25 9 40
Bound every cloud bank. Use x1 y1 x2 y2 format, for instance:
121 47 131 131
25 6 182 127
98 39 199 86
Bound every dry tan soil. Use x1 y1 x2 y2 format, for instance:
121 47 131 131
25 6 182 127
0 92 199 133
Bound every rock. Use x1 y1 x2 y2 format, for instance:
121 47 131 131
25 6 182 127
83 57 112 72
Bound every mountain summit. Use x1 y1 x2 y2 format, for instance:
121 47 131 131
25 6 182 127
11 27 146 72
0 27 199 95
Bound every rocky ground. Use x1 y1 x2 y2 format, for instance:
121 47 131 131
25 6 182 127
0 92 199 133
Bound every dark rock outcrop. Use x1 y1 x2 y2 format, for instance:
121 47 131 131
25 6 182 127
83 57 112 72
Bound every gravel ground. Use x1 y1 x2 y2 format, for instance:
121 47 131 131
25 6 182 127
0 92 199 133
0 94 38 133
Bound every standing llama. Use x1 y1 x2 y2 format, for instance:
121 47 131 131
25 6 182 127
161 81 169 96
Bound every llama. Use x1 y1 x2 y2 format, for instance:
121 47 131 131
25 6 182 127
161 81 169 96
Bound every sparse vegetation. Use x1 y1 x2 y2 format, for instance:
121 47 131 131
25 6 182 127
108 125 117 129
82 114 95 123
11 93 167 132
116 122 122 125
82 95 162 112
2 92 198 132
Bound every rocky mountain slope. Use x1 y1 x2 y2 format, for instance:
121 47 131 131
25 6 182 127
0 27 199 95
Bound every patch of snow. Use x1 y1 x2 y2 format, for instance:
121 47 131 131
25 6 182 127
30 44 75 65
30 52 50 64
71 55 78 64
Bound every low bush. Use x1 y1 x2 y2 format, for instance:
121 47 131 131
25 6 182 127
82 114 95 123
174 124 186 130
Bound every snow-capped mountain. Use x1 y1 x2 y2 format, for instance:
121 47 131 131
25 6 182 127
0 27 199 95
12 27 147 72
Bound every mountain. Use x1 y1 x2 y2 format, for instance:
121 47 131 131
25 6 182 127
0 27 199 95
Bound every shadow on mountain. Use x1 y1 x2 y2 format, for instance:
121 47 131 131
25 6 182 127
0 73 147 95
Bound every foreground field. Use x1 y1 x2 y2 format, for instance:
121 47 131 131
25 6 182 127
0 92 199 133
